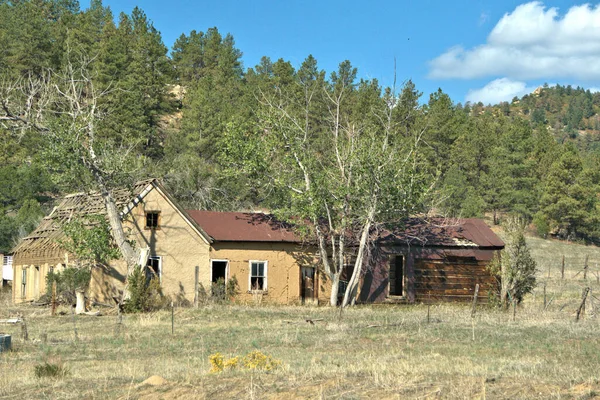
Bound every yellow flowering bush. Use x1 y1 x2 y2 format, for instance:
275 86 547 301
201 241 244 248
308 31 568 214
242 350 281 371
208 353 224 373
208 351 280 373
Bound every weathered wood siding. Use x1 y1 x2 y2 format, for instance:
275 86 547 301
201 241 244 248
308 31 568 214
358 246 499 304
413 259 496 303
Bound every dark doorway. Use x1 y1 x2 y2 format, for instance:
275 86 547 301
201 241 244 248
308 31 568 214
301 267 316 304
389 255 404 296
211 261 227 283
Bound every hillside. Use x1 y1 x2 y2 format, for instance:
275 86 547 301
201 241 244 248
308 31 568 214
1 1 600 253
483 85 600 152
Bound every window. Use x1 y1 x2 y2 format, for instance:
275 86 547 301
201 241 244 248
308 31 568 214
249 261 267 291
21 268 27 298
146 256 162 283
145 212 160 229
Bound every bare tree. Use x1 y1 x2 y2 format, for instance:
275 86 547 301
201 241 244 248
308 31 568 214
0 55 143 285
223 61 432 306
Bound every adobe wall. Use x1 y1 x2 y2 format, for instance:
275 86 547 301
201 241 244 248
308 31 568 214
209 242 326 304
90 188 211 305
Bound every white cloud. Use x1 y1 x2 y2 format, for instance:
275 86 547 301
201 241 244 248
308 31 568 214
465 78 537 104
429 2 600 80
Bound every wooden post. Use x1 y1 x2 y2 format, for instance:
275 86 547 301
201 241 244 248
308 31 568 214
194 266 199 308
21 315 28 341
51 281 57 316
427 304 430 323
561 256 565 280
583 256 588 280
512 299 517 322
576 287 590 322
471 284 480 318
543 283 547 309
71 304 78 341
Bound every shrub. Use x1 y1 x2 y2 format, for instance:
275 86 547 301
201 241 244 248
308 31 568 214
226 275 240 301
123 267 168 313
34 362 68 379
209 351 280 373
533 213 550 238
45 267 91 304
242 350 281 371
209 276 240 304
209 353 224 373
488 217 537 307
211 278 227 302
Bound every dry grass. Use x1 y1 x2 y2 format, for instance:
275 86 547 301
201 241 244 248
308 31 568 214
1 237 600 399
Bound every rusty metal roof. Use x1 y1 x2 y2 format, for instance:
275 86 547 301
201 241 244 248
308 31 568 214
186 211 302 243
378 218 504 249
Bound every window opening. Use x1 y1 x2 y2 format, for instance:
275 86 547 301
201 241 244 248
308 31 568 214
145 212 160 229
249 261 267 291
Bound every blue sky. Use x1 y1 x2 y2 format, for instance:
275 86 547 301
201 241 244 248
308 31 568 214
81 1 600 105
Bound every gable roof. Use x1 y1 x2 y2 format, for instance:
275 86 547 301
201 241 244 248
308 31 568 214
186 211 301 243
12 179 211 257
378 218 504 249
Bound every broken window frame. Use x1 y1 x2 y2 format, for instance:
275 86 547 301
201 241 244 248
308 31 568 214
146 256 162 283
248 260 268 292
145 211 161 230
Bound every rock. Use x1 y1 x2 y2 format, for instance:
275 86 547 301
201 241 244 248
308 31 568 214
140 375 168 386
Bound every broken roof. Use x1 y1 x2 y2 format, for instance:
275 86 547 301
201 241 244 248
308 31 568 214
186 211 302 243
13 179 158 256
378 218 504 249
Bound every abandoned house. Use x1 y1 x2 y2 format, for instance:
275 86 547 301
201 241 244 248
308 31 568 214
11 179 504 306
359 218 505 303
11 180 324 305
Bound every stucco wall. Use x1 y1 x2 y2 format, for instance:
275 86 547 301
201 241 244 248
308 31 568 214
89 187 211 304
209 242 325 304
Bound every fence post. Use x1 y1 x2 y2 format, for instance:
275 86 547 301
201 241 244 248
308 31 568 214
543 283 547 309
51 281 57 316
471 284 480 318
576 287 590 322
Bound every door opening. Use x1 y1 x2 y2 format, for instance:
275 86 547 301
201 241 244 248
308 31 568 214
211 260 228 283
389 255 404 296
301 267 317 304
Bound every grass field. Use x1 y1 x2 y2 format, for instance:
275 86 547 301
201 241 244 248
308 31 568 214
1 236 600 399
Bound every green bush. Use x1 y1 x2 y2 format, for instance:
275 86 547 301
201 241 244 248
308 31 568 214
45 267 91 304
123 267 168 313
34 362 68 379
488 218 537 307
533 213 550 238
210 275 240 304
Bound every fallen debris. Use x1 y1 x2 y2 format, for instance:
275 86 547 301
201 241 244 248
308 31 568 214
0 318 21 324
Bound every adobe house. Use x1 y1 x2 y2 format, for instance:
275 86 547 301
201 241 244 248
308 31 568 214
12 179 212 304
12 178 503 306
359 218 505 303
185 211 324 305
11 180 323 305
